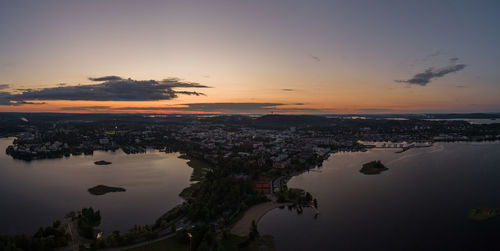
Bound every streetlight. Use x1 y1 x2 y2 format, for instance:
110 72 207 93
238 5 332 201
187 232 192 251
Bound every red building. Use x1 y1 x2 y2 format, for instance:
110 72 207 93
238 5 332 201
255 176 272 194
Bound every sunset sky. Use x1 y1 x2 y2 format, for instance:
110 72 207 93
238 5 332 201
1 0 499 114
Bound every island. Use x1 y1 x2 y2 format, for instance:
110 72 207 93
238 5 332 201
88 185 126 195
468 207 500 221
94 160 112 165
360 160 388 175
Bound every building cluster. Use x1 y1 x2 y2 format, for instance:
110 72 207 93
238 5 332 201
5 115 500 165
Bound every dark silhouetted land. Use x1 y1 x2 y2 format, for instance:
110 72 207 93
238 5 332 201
94 160 112 165
468 207 500 221
88 185 125 195
360 161 388 175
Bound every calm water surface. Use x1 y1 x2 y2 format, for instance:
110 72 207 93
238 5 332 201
0 138 194 235
259 142 500 250
425 118 500 124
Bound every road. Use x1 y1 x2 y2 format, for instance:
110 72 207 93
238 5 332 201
103 233 175 251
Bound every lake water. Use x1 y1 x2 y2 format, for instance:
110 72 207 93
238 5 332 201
259 142 500 250
425 118 500 124
0 138 194 235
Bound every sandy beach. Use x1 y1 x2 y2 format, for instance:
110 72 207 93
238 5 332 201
231 202 290 237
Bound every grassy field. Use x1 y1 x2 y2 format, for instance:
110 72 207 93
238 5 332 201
124 236 187 251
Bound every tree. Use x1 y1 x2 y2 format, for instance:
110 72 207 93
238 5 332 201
198 241 210 251
305 192 313 201
249 220 259 240
77 207 101 239
175 230 189 244
277 192 286 203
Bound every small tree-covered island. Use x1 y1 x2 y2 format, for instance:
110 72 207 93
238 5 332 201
94 160 112 165
88 185 126 196
360 161 388 175
468 208 500 221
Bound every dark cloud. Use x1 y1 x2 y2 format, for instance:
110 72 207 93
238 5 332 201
269 107 323 113
14 101 46 105
119 103 321 113
449 57 459 63
179 103 284 111
0 84 9 90
0 92 13 105
281 89 295 91
8 76 209 102
89 76 123 81
0 92 45 106
59 102 323 113
116 103 300 112
311 56 320 62
395 64 466 86
159 78 209 88
60 106 111 111
174 91 205 96
176 103 322 113
115 107 170 111
359 108 395 113
59 103 281 112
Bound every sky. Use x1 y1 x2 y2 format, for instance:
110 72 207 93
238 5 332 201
0 0 499 114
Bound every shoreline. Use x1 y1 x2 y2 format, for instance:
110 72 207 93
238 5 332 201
231 202 290 237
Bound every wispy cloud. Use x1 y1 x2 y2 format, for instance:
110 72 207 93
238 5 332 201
281 89 295 92
396 59 467 86
60 104 285 112
0 84 9 90
88 76 123 81
359 108 395 113
60 102 322 114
